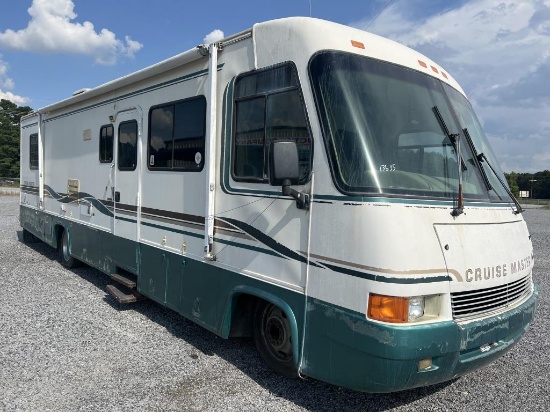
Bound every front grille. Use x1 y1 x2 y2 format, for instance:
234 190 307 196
451 274 533 321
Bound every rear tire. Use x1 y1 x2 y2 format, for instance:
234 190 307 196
59 229 78 269
22 229 38 243
253 300 297 378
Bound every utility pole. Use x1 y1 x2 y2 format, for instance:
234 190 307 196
529 178 537 204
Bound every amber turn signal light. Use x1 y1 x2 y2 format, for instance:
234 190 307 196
368 293 409 323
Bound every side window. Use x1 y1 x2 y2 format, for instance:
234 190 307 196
118 120 137 171
148 96 206 171
99 124 114 163
29 133 38 170
232 62 312 183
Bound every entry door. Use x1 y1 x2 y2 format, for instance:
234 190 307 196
112 109 142 271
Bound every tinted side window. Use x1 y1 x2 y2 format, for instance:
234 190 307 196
234 97 265 179
118 120 138 171
148 96 206 171
233 63 312 183
29 133 38 170
99 124 114 163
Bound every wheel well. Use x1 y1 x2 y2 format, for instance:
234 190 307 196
54 224 65 247
228 293 258 338
227 292 299 346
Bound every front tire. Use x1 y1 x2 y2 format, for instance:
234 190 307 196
253 300 297 378
59 229 78 269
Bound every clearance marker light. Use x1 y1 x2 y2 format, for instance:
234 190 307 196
418 60 449 81
351 40 365 49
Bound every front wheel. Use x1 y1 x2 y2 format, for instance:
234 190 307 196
59 229 78 269
253 301 297 378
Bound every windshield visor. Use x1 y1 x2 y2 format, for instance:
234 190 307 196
309 52 503 201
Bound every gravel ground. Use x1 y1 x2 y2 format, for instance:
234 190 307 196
1 194 549 411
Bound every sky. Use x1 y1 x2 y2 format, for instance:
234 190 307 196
0 0 549 173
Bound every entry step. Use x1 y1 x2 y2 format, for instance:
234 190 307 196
106 284 141 304
109 273 136 289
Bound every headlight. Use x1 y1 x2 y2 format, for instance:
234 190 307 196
368 294 428 323
408 296 425 321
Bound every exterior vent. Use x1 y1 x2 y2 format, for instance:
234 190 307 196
451 274 533 322
67 178 80 199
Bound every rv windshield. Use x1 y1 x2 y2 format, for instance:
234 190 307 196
309 51 508 201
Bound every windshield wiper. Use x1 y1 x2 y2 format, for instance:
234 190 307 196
462 128 493 193
460 127 521 214
475 150 523 214
432 106 464 216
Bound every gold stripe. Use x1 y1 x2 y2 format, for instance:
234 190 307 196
301 251 462 281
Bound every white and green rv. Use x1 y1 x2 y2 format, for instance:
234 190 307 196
19 17 537 393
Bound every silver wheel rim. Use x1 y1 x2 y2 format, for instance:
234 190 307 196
263 305 293 361
62 232 70 261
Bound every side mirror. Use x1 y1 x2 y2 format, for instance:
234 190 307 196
269 140 309 210
269 140 300 186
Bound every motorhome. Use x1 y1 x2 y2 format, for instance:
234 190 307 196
19 17 537 393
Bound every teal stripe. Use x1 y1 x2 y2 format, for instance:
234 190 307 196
322 262 450 284
116 216 136 224
214 237 286 258
141 221 203 238
315 194 514 208
142 221 288 258
141 222 289 258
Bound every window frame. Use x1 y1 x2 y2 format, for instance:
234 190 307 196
29 133 38 170
231 61 313 185
99 124 114 163
146 95 207 173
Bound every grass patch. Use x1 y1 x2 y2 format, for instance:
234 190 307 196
520 199 550 210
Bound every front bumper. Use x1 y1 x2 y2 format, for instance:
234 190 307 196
302 286 538 393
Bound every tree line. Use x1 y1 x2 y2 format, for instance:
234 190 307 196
505 171 550 200
0 99 33 178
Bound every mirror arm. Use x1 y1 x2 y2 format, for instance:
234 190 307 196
282 179 310 210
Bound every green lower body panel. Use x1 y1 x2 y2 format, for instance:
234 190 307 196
20 206 538 393
20 206 45 240
302 288 537 393
139 243 222 332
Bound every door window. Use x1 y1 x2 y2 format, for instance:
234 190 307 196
118 120 138 171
